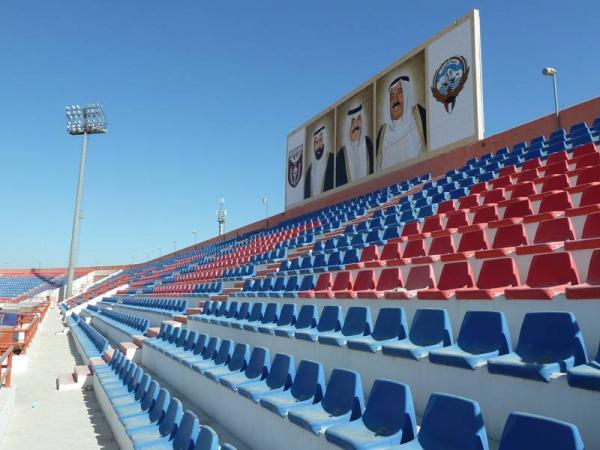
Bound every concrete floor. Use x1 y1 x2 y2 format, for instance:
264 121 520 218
0 309 118 450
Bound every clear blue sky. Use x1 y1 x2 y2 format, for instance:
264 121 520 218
0 1 598 268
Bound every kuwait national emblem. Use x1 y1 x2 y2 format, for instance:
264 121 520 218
431 55 469 113
287 144 303 188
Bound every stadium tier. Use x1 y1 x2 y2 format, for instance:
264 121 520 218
46 117 600 449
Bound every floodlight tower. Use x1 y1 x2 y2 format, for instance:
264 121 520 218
262 197 269 229
216 197 227 236
64 103 107 298
542 67 560 127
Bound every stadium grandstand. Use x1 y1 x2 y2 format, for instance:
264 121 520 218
1 4 599 450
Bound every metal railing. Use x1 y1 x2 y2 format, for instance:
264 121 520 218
0 345 14 388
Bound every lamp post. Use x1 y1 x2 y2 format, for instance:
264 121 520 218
64 104 107 298
216 197 227 236
172 240 177 252
542 67 560 127
192 230 198 245
261 197 269 229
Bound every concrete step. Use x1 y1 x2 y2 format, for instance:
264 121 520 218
56 373 78 392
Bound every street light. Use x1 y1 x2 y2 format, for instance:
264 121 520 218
192 230 198 245
261 197 269 229
542 67 559 125
172 240 177 252
64 103 107 298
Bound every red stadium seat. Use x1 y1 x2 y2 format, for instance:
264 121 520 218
357 267 403 299
521 158 541 171
572 142 598 158
459 194 480 209
437 199 456 213
471 205 499 225
504 252 579 299
469 182 488 194
332 271 358 299
380 242 403 266
475 223 528 258
546 150 568 165
566 249 600 299
344 269 377 298
539 174 570 193
445 210 469 229
443 229 488 261
516 217 576 255
515 168 540 183
573 151 600 170
575 165 600 186
491 175 512 189
481 188 506 205
456 257 520 299
544 160 569 176
347 244 380 269
418 261 474 299
499 165 517 177
509 182 536 200
421 215 443 234
403 238 426 259
581 212 600 239
386 264 436 299
401 221 420 238
300 272 332 298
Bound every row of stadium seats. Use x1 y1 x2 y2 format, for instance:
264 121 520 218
66 313 108 359
191 302 599 386
143 325 586 449
94 351 234 450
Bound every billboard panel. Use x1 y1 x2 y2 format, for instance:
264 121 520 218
285 10 483 209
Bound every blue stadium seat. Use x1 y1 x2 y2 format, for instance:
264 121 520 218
238 353 295 403
258 303 296 334
487 312 588 382
318 306 372 347
274 304 317 338
429 311 512 370
281 275 300 298
204 342 249 382
191 339 233 374
382 309 453 360
499 412 584 450
219 346 270 391
295 305 342 342
245 302 278 332
287 368 364 436
567 340 600 390
347 308 408 353
325 380 417 448
128 398 183 449
259 360 325 417
394 393 488 449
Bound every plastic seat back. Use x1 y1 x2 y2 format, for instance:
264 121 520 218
295 304 317 330
173 411 200 450
276 303 296 327
298 274 315 292
194 426 220 450
148 388 171 424
581 212 600 239
214 340 233 365
417 393 488 450
499 412 584 450
409 309 453 347
159 398 184 438
316 305 343 333
321 369 364 420
353 270 376 291
376 268 403 291
361 380 416 441
266 353 295 389
247 302 265 323
533 217 575 243
515 312 587 366
458 311 511 355
245 347 270 379
437 261 474 290
525 252 579 288
332 271 352 292
341 306 372 337
458 229 489 252
359 245 379 264
290 360 325 402
476 258 520 289
372 308 408 342
405 265 435 291
492 224 528 249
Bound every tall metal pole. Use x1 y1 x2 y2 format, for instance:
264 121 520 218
65 132 88 298
552 73 560 127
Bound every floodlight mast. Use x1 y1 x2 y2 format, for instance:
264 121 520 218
216 197 227 236
64 104 107 299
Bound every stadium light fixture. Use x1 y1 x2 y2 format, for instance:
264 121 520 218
64 103 108 299
542 67 560 124
172 240 177 252
261 197 269 229
216 197 227 236
192 230 198 245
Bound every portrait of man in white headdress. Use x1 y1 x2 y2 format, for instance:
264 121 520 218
376 68 427 171
336 101 374 187
304 124 334 199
